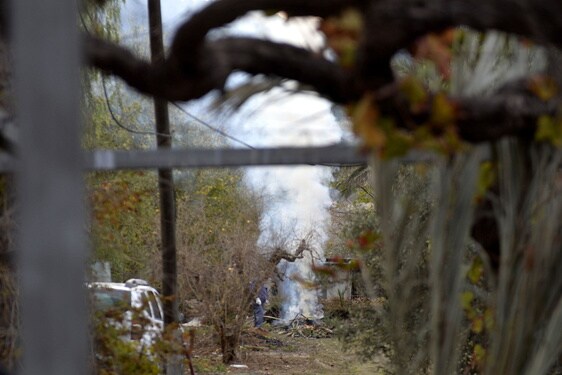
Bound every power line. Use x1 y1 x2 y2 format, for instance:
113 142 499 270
101 76 169 137
171 102 255 149
81 9 339 154
79 8 166 138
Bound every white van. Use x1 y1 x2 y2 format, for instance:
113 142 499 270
89 278 164 347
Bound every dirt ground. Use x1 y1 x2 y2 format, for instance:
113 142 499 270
188 324 389 375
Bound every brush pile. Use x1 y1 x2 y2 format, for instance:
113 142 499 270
279 314 333 338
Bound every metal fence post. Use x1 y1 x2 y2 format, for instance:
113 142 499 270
13 1 88 374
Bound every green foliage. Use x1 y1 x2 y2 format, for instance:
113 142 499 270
350 83 464 158
192 357 227 373
475 161 496 202
327 163 432 373
327 166 376 256
81 1 163 283
92 307 161 375
91 298 188 375
82 79 148 151
535 115 562 147
319 9 363 68
81 0 123 41
87 171 160 282
528 75 558 101
400 76 429 111
337 298 389 364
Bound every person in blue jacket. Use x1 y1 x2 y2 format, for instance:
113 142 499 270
253 284 268 327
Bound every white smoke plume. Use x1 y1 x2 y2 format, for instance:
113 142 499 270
121 1 347 320
216 13 345 320
237 91 342 321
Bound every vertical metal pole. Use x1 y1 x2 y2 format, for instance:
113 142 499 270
148 0 178 327
13 1 88 375
148 3 181 373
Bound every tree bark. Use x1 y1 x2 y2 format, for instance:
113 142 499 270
219 326 240 364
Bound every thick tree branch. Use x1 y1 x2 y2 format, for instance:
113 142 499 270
214 38 360 102
357 0 562 91
359 2 451 89
385 86 559 143
456 94 557 142
85 35 156 94
447 0 562 48
86 0 562 100
169 0 366 70
85 35 358 102
83 0 562 143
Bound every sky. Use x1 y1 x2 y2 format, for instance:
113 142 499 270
120 0 351 320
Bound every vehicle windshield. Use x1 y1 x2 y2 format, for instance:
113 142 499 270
91 289 131 311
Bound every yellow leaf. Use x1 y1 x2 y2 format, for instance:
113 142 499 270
535 115 562 147
400 76 428 111
431 93 456 126
473 344 486 366
351 94 386 148
475 162 496 202
471 315 484 334
442 127 462 152
319 9 362 68
484 308 495 330
460 291 474 310
529 75 558 101
382 128 413 159
337 8 363 33
328 36 358 67
467 257 484 284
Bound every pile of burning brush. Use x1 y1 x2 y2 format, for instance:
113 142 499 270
276 313 333 338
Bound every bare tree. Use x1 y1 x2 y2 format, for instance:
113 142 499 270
175 171 273 364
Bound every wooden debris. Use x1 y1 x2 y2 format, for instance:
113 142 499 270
278 314 334 338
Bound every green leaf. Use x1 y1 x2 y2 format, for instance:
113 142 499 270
475 162 496 201
529 75 558 101
471 315 484 334
400 76 428 111
382 129 414 159
351 94 386 148
473 344 486 366
467 257 484 284
535 115 562 146
484 308 495 330
461 291 474 310
338 9 363 32
430 93 456 126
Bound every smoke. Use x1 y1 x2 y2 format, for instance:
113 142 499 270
121 1 347 320
232 88 343 320
218 13 344 321
255 165 334 320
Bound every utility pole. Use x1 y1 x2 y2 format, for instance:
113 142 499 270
147 4 181 374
